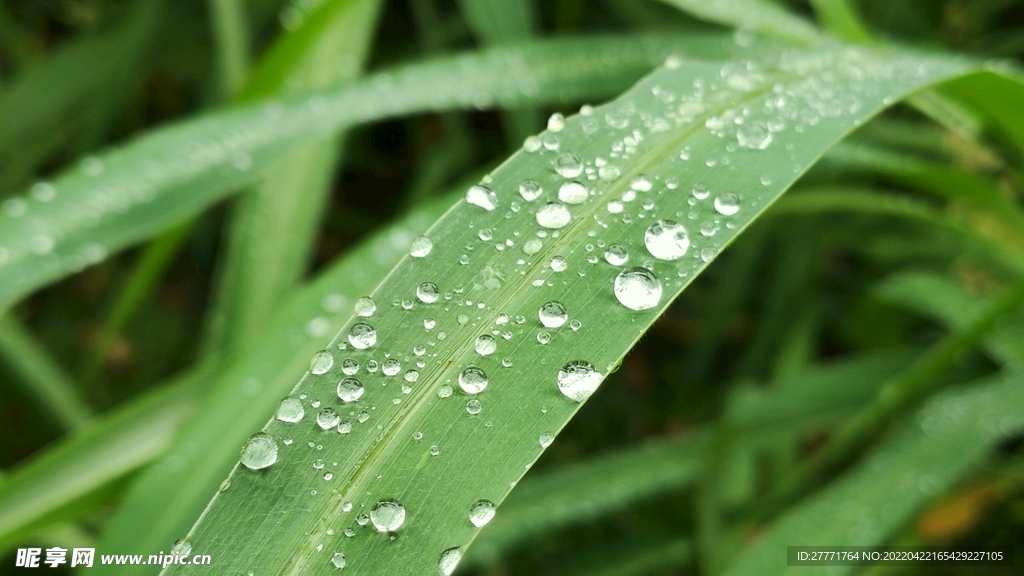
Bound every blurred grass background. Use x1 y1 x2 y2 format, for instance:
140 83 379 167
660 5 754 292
2 0 1024 574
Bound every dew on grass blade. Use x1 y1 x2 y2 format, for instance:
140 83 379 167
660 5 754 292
538 301 568 328
458 366 488 394
310 350 334 375
353 296 376 317
331 552 346 570
557 360 604 402
275 397 304 423
240 433 277 470
466 185 497 211
370 499 406 532
439 548 462 576
337 378 365 402
536 202 571 229
348 323 377 349
644 220 690 261
469 500 496 527
614 267 662 311
410 236 433 257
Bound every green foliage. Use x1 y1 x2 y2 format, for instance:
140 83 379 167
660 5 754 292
1 1 1024 575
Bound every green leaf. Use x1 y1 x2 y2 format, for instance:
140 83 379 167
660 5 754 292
159 46 983 575
0 33 739 314
654 0 821 44
725 370 1024 576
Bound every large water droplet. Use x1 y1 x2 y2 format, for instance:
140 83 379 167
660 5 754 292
475 335 496 356
538 301 568 328
554 153 583 178
370 499 406 532
310 350 334 375
469 500 496 527
417 282 439 304
317 408 341 429
241 433 278 470
466 185 498 211
331 552 346 570
410 236 433 257
613 267 662 311
536 203 571 229
458 366 489 394
337 378 365 402
276 397 304 423
713 193 740 216
737 123 772 149
439 548 462 576
644 220 690 260
557 181 588 204
603 244 628 266
557 360 604 402
354 297 376 317
348 323 377 349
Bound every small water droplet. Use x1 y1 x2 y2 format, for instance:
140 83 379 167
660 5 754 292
539 432 555 448
171 539 191 556
439 548 462 576
691 183 710 200
522 238 543 255
404 370 419 382
331 552 346 569
466 185 498 211
354 297 376 317
644 220 690 260
438 385 453 398
536 203 571 229
737 123 772 149
370 499 405 532
317 408 340 429
713 193 740 216
557 360 604 402
547 112 566 132
241 433 278 470
537 331 551 344
538 301 568 328
614 267 662 311
458 366 489 394
348 323 377 349
518 180 543 202
474 335 496 356
310 350 334 375
276 397 304 423
701 247 719 262
549 256 567 272
469 500 496 527
382 358 401 376
410 236 433 257
337 378 365 402
338 420 352 434
341 359 359 375
557 181 588 204
603 244 628 266
416 282 439 304
554 153 583 178
430 445 440 456
569 319 582 331
466 399 482 415
630 174 653 192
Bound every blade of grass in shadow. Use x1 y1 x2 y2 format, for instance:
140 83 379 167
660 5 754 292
875 271 1024 366
159 47 986 576
807 0 873 43
653 0 820 44
725 370 1024 576
202 0 383 359
0 190 454 559
0 314 93 432
206 0 251 100
0 32 750 314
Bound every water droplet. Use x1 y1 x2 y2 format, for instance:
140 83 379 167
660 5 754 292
370 499 405 533
437 384 453 398
538 301 568 328
522 238 543 255
341 359 359 375
469 500 496 527
310 350 334 375
501 357 513 367
439 548 462 576
354 297 376 317
557 360 604 402
382 358 401 376
313 459 325 470
554 153 583 178
348 323 377 349
466 399 482 414
317 408 340 429
474 335 496 356
569 319 582 331
536 203 570 229
606 200 623 213
737 123 772 149
458 366 489 394
404 370 419 382
598 164 621 181
331 552 346 569
557 181 588 204
276 397 304 423
518 180 543 202
644 220 690 260
713 193 740 216
539 432 555 448
701 247 719 262
430 445 440 456
171 539 191 556
691 183 710 200
603 244 628 266
478 228 493 241
337 378 365 402
410 236 433 257
241 433 278 470
630 174 653 192
537 331 551 344
547 112 566 132
466 185 498 211
614 267 662 311
338 420 352 434
549 256 567 272
417 282 439 304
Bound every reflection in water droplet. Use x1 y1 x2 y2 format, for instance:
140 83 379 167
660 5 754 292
410 236 433 257
337 378 365 402
317 408 340 429
714 193 740 216
549 256 567 272
241 433 278 470
519 180 543 201
382 358 401 376
603 244 628 266
439 548 462 576
276 397 304 423
475 335 496 356
370 499 406 532
538 301 568 328
417 282 439 304
554 153 583 178
614 267 663 311
310 350 334 375
557 360 604 402
644 220 690 261
348 323 377 349
557 181 588 204
466 185 498 211
536 202 571 229
691 183 710 200
469 500 496 527
459 366 489 394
